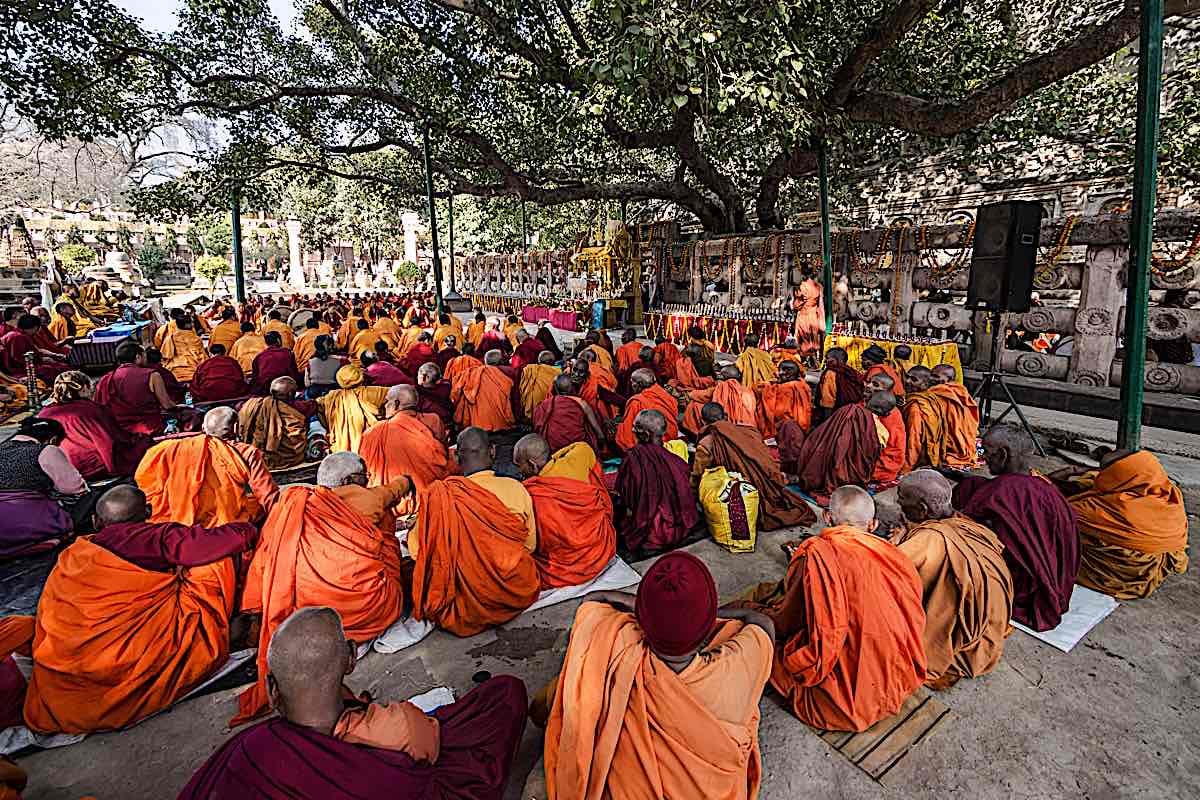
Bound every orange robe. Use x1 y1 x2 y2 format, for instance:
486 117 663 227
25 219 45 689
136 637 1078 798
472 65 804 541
135 435 277 526
615 341 643 374
584 344 614 372
410 477 540 636
579 365 618 424
208 319 243 354
235 485 403 724
615 384 679 451
23 538 236 733
373 317 403 350
359 412 455 516
238 396 308 470
866 363 905 398
451 365 515 432
756 381 813 439
396 326 423 358
466 320 486 349
526 474 615 589
262 319 296 349
545 602 772 800
293 329 321 373
350 329 384 360
230 333 267 376
516 363 560 421
159 326 206 382
443 354 482 388
683 379 756 435
871 407 907 483
905 385 979 470
671 357 715 393
337 315 362 350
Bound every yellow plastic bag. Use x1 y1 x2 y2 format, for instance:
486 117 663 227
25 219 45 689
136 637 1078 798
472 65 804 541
699 467 760 553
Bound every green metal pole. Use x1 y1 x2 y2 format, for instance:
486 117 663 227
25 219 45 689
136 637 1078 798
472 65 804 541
230 186 246 303
818 143 834 334
1118 0 1164 450
448 192 456 293
422 121 446 315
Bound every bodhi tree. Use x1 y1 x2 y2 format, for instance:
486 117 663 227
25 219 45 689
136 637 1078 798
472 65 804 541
5 0 1200 233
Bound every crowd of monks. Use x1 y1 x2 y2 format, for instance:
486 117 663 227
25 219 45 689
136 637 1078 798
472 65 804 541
0 285 1189 799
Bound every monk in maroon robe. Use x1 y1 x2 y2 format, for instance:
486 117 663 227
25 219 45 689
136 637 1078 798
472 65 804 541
0 316 68 383
416 364 454 432
816 347 864 419
398 333 437 376
190 345 248 403
795 396 884 505
614 409 699 555
434 340 461 372
38 377 152 480
250 333 302 395
363 354 413 387
509 330 546 372
94 342 176 436
532 374 603 454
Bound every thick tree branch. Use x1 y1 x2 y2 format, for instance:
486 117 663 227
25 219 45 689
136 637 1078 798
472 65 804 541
823 0 942 107
755 147 819 230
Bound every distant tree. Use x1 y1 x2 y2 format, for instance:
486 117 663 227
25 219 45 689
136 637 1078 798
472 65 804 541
392 260 424 289
137 240 167 279
193 254 231 289
57 243 97 277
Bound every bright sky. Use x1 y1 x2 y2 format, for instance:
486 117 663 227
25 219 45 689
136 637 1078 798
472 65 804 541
112 0 296 31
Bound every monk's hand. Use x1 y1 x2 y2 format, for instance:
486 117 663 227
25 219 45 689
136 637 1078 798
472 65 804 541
581 590 635 612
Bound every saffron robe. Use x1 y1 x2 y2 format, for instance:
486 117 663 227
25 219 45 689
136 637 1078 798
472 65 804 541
755 381 813 440
316 385 389 453
359 412 454 516
135 434 277 526
158 325 206 382
526 475 616 589
616 383 680 452
734 346 775 389
518 363 561 421
238 396 309 470
682 379 757 435
451 365 515 432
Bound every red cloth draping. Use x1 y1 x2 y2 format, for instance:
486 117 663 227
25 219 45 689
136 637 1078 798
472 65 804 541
645 312 791 352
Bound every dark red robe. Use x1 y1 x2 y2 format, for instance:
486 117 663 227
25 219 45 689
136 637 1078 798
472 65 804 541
38 399 152 479
94 363 166 436
250 346 302 396
365 361 413 387
794 403 882 505
532 395 597 454
190 356 248 403
614 442 699 554
509 337 545 372
416 381 454 431
399 343 436 376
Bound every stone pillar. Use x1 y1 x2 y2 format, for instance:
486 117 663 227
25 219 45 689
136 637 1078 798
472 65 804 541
402 212 420 264
1068 243 1126 386
285 219 304 288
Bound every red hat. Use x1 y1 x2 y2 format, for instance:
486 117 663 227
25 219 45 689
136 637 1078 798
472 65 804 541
635 551 718 657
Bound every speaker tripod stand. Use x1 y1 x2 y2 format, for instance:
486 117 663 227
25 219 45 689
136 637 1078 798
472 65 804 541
972 310 1046 456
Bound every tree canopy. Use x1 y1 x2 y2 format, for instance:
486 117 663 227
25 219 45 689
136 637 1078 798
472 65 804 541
6 0 1199 234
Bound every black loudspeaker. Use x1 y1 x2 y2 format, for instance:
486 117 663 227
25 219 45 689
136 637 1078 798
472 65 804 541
966 200 1045 313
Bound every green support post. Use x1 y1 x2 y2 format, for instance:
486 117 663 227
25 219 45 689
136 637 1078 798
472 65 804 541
230 187 246 303
448 192 456 293
818 143 834 334
422 121 446 315
1118 0 1164 450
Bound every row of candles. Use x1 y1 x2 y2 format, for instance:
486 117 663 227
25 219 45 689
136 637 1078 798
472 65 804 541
657 303 792 322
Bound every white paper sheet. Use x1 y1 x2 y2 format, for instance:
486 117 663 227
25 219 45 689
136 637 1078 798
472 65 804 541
1012 584 1119 653
372 616 437 654
525 557 642 613
407 686 454 713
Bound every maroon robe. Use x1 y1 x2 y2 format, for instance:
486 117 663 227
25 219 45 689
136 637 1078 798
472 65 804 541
417 381 454 431
509 337 545 372
94 363 166 436
190 356 248 403
434 347 460 372
823 360 865 411
38 399 152 479
532 395 597 454
954 474 1080 632
614 442 699 554
477 331 507 357
399 343 436 376
91 520 257 572
795 402 882 505
0 330 66 383
178 676 527 800
250 346 302 396
365 360 413 387
151 364 187 404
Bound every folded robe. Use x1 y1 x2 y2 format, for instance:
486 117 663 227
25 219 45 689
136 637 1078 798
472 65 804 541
545 602 771 800
871 407 907 483
24 538 236 734
452 365 515 432
653 342 681 378
540 442 604 487
526 476 616 589
136 434 262 526
316 385 389 453
518 363 561 421
695 420 815 530
533 395 598 454
614 442 700 553
954 473 1078 631
892 515 1013 686
615 383 679 452
359 412 454 516
410 477 540 636
1069 451 1189 599
238 396 308 470
235 486 403 724
683 379 756 435
794 403 882 504
755 381 812 440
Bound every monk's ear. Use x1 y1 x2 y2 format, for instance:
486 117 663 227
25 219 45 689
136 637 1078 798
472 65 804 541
266 674 282 712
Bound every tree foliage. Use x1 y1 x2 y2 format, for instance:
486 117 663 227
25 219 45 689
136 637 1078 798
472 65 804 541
137 239 167 278
57 243 97 277
193 253 231 288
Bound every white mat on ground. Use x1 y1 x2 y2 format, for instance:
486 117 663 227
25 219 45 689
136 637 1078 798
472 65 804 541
1012 585 1119 653
408 686 454 713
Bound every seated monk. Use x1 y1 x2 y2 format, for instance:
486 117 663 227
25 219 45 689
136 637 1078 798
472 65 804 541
37 370 151 480
770 335 805 368
229 322 268 377
249 331 302 396
349 319 383 360
359 385 454 516
682 364 757 437
316 364 389 453
756 361 814 472
510 329 546 372
415 362 454 433
614 328 642 374
861 344 905 399
904 366 979 470
929 364 979 463
574 351 620 424
292 316 323 374
183 607 527 800
816 347 864 420
794 392 888 505
409 428 540 635
363 349 414 388
261 309 296 349
451 354 516 432
434 334 460 372
734 333 775 389
158 312 206 382
615 368 680 451
94 341 178 436
535 320 563 362
953 425 1079 631
893 470 1013 689
431 311 459 351
0 314 68 383
513 435 615 589
518 351 561 421
190 344 248 403
579 331 615 373
208 307 243 355
669 344 715 394
145 346 187 404
136 407 278 526
869 390 907 486
336 306 364 351
693 402 816 530
234 455 408 723
617 345 659 394
533 374 604 454
540 553 773 799
398 332 437 376
685 325 716 376
614 410 700 556
47 301 79 344
238 377 312 470
744 486 926 731
477 318 508 357
1058 449 1188 600
21 485 256 733
652 336 680 378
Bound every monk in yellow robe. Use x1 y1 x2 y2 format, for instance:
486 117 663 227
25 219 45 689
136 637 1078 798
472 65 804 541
733 334 775 389
208 308 243 354
261 310 295 349
904 366 979 471
158 313 206 381
349 319 383 359
466 312 486 349
373 313 403 350
229 322 267 376
518 352 561 421
292 317 324 373
77 280 118 322
238 376 311 470
432 313 461 350
336 307 364 350
316 364 389 453
503 315 524 349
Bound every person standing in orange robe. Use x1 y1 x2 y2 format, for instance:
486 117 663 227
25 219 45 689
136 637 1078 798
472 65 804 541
451 358 515 432
682 364 756 436
743 486 926 732
756 359 813 440
359 385 454 516
614 329 642 374
234 453 406 725
542 552 773 800
514 434 615 589
615 368 680 451
135 407 278 527
791 275 825 357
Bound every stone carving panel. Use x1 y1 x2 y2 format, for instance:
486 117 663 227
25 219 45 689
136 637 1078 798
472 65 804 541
1074 306 1113 336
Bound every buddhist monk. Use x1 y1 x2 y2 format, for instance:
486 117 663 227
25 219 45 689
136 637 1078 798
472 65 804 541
734 334 775 389
682 364 757 436
518 351 561 421
477 317 507 355
756 359 813 446
1059 449 1188 599
953 425 1079 631
861 344 905 399
580 331 615 372
316 364 389 453
94 341 178 435
652 336 680 378
614 328 642 374
238 377 311 470
770 335 805 368
745 486 926 731
22 485 256 734
136 407 278 526
535 320 563 362
431 312 459 350
616 368 680 451
336 306 363 350
513 434 615 589
261 309 296 349
503 315 524 349
249 331 302 395
671 343 716 393
686 325 716 376
229 322 268 376
190 343 249 402
350 318 383 359
360 385 453 516
816 347 863 421
362 350 413 387
38 370 151 480
793 392 888 505
208 307 243 354
183 607 527 800
533 373 604 453
893 470 1013 689
156 312 206 382
415 362 454 432
542 552 773 799
693 403 816 530
510 329 546 371
292 316 323 374
409 428 541 635
918 364 980 467
614 410 700 555
0 314 68 383
398 332 437 376
145 346 188 403
234 453 407 723
451 354 516 432
47 302 78 343
870 391 907 485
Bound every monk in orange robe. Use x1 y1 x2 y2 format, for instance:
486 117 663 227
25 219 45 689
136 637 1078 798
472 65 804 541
514 435 615 589
135 407 278 526
261 310 296 349
208 308 243 354
229 323 268 376
905 366 979 470
234 456 406 724
359 384 454 516
451 357 515 432
652 337 681 378
316 364 389 452
682 364 756 436
336 307 364 350
350 319 384 360
465 312 486 350
575 350 619 421
292 317 323 373
616 368 680 451
733 334 775 389
870 392 907 485
670 346 715 393
743 486 926 732
238 376 311 470
518 352 561 421
861 344 905 398
614 329 643 374
409 428 540 635
756 360 813 440
372 313 402 350
542 552 773 799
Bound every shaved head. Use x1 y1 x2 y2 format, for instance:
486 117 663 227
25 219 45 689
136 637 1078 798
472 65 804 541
897 469 954 522
633 409 667 443
456 426 493 473
386 383 418 414
866 391 897 416
266 607 352 716
579 349 597 364
905 365 933 393
538 350 557 365
513 433 552 479
417 362 440 386
630 368 656 393
202 406 238 439
701 402 726 426
270 376 298 400
516 330 529 342
719 363 742 382
553 373 576 395
316 452 367 488
982 423 1035 475
95 484 150 526
931 364 957 384
484 349 503 366
866 372 895 393
828 485 876 528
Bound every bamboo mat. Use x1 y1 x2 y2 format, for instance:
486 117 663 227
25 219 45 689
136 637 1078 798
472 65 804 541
813 688 951 783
